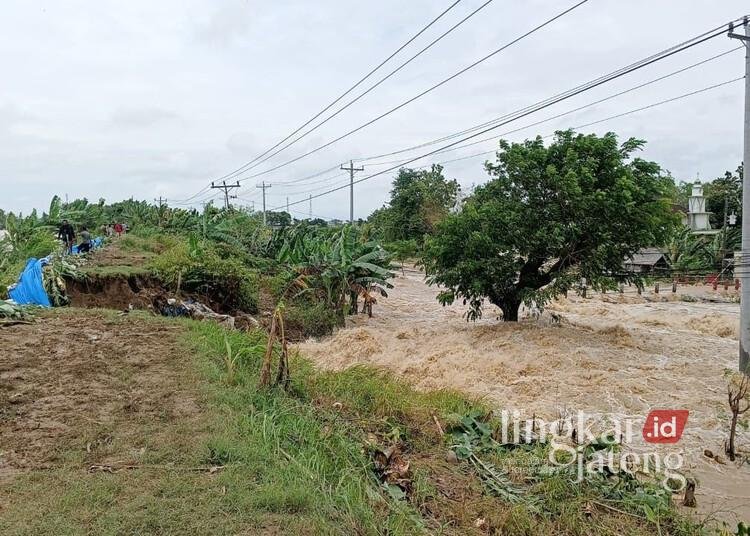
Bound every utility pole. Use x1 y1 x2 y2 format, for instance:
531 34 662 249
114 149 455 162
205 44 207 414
256 181 271 225
200 201 210 238
309 195 312 220
286 196 289 214
341 160 364 223
154 197 167 227
729 18 750 372
210 180 240 210
725 194 730 229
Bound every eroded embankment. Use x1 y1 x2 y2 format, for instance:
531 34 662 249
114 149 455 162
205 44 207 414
66 274 170 311
299 267 750 523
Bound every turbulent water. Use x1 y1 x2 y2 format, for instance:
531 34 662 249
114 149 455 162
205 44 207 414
299 267 750 523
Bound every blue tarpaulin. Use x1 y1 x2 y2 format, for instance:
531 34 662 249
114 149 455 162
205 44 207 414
8 257 51 307
7 236 104 308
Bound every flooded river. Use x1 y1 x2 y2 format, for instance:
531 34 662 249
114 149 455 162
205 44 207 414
299 267 749 523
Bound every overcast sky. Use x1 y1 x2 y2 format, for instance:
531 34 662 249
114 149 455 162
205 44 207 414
1 0 747 220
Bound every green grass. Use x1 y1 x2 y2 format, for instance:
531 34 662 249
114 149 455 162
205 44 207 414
187 323 427 534
79 264 151 278
184 322 704 535
0 313 707 535
118 233 178 254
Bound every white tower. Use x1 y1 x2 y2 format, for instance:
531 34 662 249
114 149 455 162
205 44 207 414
687 182 712 231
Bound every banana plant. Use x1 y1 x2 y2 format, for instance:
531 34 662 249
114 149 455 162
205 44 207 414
276 224 395 316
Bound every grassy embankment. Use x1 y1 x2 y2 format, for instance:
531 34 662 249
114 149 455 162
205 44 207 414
1 306 704 535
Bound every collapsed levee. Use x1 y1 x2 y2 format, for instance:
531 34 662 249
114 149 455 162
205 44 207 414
65 273 170 311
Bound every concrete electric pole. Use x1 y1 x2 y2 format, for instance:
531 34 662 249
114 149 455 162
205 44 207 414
729 18 750 372
341 160 364 223
256 181 271 225
210 180 240 210
154 197 167 227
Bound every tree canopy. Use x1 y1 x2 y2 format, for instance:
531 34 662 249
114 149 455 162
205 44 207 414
422 130 678 321
705 164 743 228
368 165 459 242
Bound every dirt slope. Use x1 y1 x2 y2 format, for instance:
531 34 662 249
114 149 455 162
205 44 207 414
0 310 204 483
299 267 750 524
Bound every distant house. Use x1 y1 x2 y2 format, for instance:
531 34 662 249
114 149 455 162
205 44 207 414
624 247 668 273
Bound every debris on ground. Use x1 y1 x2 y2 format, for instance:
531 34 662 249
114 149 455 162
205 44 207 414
371 445 413 499
160 298 235 329
0 300 35 326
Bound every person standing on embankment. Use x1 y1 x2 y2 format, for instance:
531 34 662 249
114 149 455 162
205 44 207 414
78 226 92 253
57 219 75 255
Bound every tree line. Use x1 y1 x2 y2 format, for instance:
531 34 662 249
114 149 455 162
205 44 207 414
366 129 743 321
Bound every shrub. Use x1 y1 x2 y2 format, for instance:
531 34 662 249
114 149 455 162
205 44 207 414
284 302 340 340
148 238 260 313
119 232 178 254
0 228 58 298
0 258 27 297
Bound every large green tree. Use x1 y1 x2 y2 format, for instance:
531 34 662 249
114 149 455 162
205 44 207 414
705 164 743 228
369 165 459 242
423 131 677 321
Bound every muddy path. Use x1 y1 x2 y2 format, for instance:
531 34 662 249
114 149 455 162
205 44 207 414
0 310 206 483
299 267 750 523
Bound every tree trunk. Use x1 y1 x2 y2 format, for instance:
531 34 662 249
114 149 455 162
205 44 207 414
728 412 738 461
496 296 522 322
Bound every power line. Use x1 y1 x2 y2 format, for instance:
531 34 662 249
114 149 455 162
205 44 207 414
422 76 746 168
170 191 221 207
186 18 735 205
268 20 748 206
273 171 348 189
266 176 353 197
267 18 747 212
221 0 496 182
268 78 740 216
232 0 591 184
270 165 342 186
240 157 404 197
210 180 241 209
358 25 746 164
359 46 744 166
206 0 466 185
170 184 214 205
276 76 745 204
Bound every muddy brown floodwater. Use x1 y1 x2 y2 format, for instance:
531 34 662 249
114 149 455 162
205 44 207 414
299 267 750 524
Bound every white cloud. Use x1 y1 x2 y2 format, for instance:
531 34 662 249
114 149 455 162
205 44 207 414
109 107 180 128
0 0 747 220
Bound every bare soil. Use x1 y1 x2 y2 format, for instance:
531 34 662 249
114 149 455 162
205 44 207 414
0 309 206 482
66 275 169 311
299 267 750 524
